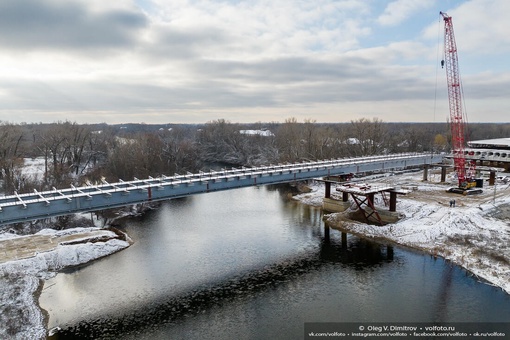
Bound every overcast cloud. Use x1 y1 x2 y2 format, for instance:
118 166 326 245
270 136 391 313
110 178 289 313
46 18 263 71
0 0 508 124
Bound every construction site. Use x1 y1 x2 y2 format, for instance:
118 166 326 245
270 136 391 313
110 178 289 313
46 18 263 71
319 11 509 226
292 11 510 294
293 164 510 295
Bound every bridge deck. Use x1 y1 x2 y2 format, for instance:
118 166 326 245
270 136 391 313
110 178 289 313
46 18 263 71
0 153 443 227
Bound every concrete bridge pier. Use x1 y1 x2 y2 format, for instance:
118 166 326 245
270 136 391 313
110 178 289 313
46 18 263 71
440 166 447 182
342 192 349 202
322 179 351 213
387 246 394 260
489 171 496 186
389 192 397 212
422 165 429 181
424 165 448 183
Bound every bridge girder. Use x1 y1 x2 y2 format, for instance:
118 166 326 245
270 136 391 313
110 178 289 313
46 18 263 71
0 153 443 227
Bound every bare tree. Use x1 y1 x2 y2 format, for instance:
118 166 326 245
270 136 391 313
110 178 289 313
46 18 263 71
348 118 388 156
0 122 25 194
65 122 93 176
198 119 248 165
159 126 202 173
29 121 102 188
275 117 303 162
37 123 69 186
104 133 145 181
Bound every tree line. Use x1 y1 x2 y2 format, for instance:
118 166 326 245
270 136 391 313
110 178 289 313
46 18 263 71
1 119 509 195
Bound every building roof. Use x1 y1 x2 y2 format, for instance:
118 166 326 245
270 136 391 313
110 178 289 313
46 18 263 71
468 138 510 149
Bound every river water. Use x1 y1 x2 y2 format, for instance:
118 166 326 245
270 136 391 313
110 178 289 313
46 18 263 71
41 185 510 339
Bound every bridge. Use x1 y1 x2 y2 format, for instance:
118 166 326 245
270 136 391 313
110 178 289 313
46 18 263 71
0 153 443 227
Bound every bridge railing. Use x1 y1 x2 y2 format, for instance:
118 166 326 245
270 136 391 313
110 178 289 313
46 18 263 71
0 152 436 207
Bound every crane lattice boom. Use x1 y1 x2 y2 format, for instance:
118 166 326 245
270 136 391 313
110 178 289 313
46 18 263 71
440 11 472 187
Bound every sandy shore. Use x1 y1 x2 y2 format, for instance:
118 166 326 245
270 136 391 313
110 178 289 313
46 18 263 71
0 227 131 340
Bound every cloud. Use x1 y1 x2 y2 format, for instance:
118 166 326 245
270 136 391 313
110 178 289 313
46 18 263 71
422 0 510 56
0 51 439 116
445 0 510 55
0 0 508 124
0 0 147 53
149 0 371 58
377 0 433 26
144 24 231 60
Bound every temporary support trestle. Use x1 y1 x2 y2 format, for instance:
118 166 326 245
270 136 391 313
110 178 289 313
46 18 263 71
332 183 408 226
349 193 384 226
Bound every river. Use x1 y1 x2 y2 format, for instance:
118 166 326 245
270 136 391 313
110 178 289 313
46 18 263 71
41 185 510 339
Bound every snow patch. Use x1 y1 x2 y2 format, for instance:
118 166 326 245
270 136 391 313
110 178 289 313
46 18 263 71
239 129 274 137
0 227 130 340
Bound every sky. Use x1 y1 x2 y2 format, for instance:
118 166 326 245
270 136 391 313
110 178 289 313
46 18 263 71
0 0 509 124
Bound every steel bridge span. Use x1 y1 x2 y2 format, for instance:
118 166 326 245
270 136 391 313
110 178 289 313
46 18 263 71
0 153 443 227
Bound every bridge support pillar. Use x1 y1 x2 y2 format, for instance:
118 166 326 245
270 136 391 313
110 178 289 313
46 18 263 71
342 192 349 202
440 166 447 182
325 181 331 198
324 224 330 242
387 246 394 260
422 165 429 181
389 192 397 212
341 232 347 249
489 171 496 186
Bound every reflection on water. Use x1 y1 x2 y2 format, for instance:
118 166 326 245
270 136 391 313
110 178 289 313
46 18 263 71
50 235 395 339
42 186 510 340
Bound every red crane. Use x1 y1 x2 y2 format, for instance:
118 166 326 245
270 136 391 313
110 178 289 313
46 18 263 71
440 11 476 190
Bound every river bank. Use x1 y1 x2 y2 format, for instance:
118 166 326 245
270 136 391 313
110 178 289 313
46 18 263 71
0 228 131 339
294 171 510 294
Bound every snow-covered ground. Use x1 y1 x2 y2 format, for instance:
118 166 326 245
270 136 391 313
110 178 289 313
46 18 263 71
0 228 130 340
21 157 46 182
294 170 510 294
